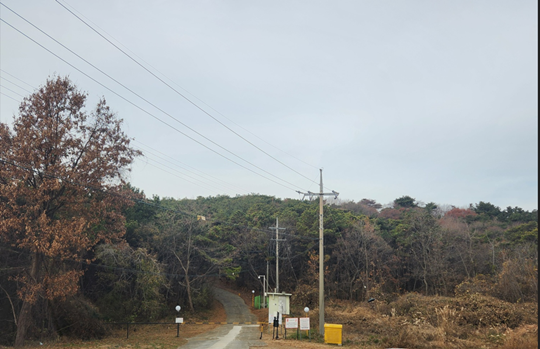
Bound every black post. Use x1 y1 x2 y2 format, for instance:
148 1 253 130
273 316 279 339
126 323 129 339
176 323 179 337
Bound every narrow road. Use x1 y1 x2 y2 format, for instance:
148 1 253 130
179 288 266 349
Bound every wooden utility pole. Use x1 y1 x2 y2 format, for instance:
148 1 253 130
297 169 339 336
269 217 285 292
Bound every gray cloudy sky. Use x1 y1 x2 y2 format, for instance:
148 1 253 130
1 0 537 210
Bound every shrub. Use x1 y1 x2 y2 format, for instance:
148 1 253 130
455 274 495 297
494 259 538 303
192 284 214 310
53 296 109 339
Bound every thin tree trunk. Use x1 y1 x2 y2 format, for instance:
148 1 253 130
15 253 40 347
185 273 194 312
457 248 470 278
423 248 429 295
365 243 369 301
15 300 32 347
0 284 17 327
46 300 57 338
174 250 195 312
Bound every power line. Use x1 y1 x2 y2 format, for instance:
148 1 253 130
0 84 26 98
0 91 19 102
138 155 227 193
1 157 321 285
0 156 204 222
0 68 36 89
0 70 245 194
176 93 321 172
0 76 33 94
1 157 320 243
54 0 322 187
0 66 243 195
0 16 305 193
0 3 307 193
134 143 246 194
56 0 319 173
135 140 244 192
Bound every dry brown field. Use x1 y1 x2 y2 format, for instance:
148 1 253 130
3 287 536 349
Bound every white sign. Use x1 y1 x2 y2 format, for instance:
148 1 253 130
299 317 310 331
175 317 183 324
285 318 298 329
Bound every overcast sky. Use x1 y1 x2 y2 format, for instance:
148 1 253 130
1 0 537 210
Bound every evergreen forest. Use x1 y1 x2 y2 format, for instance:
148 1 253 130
1 190 537 345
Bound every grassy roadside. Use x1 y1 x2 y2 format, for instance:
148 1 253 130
3 286 537 349
232 285 538 349
0 299 227 349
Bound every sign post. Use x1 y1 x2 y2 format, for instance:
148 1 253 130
301 307 310 339
300 318 310 339
285 318 299 339
175 305 182 337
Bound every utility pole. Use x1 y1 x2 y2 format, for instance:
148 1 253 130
297 169 339 336
269 217 286 293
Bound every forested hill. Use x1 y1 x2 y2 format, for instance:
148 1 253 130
1 190 537 343
120 192 537 312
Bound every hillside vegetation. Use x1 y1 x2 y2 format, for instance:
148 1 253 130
1 189 537 347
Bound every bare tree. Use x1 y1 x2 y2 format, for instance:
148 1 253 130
334 218 392 300
400 210 445 295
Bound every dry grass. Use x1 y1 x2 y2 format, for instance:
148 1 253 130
3 287 537 349
0 299 227 349
498 324 538 349
247 287 538 349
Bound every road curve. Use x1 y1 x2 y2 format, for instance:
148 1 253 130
178 288 266 349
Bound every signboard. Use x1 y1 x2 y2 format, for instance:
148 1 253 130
285 317 298 329
299 317 310 331
175 317 183 324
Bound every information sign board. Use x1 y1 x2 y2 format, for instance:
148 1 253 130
299 317 310 331
285 317 298 329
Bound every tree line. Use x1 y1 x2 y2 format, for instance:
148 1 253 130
0 77 537 346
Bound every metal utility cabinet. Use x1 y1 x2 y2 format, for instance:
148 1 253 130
267 292 291 324
324 323 343 346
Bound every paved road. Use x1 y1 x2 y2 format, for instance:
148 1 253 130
179 288 267 349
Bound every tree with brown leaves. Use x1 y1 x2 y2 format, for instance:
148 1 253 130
0 76 140 346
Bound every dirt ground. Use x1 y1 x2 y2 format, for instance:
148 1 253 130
4 285 537 349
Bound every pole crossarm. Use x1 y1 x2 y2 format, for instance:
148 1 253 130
296 190 339 200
